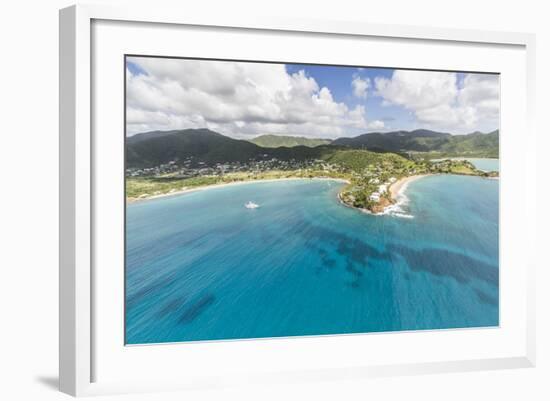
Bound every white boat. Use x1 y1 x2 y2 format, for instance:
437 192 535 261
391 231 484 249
245 201 259 209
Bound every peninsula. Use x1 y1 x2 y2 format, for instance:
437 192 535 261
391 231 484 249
126 129 498 213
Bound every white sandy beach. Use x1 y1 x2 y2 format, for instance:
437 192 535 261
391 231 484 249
337 174 430 217
389 174 429 200
128 176 351 203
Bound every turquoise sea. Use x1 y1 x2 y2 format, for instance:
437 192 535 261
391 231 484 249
432 158 499 172
466 158 499 172
126 172 499 344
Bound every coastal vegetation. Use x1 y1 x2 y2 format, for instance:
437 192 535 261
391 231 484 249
333 155 490 213
127 147 496 214
126 169 348 200
126 128 498 212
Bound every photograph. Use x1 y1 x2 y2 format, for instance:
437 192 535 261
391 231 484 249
124 56 500 345
1 0 545 399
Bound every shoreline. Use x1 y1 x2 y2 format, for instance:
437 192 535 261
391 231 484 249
389 174 430 200
129 172 494 214
127 176 350 203
339 174 430 216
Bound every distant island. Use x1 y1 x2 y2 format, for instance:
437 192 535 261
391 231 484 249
126 128 499 213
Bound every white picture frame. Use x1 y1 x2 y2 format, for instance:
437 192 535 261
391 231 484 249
59 3 536 397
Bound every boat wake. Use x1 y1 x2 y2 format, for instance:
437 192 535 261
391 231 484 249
245 201 259 209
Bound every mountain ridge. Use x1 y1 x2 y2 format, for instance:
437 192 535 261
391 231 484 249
248 134 330 148
332 129 498 156
126 128 499 168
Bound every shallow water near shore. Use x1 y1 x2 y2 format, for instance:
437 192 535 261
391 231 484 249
126 175 499 344
432 157 499 172
466 158 499 172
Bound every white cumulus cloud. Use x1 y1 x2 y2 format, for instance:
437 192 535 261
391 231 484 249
351 75 370 99
374 70 499 133
367 120 385 130
126 57 368 138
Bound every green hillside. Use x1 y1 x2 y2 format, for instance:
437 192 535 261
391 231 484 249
126 129 494 212
332 129 499 157
438 131 499 156
127 129 338 168
322 149 414 173
249 134 330 148
126 128 499 170
127 129 414 170
126 128 261 167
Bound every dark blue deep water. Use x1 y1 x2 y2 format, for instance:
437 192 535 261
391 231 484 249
126 174 499 344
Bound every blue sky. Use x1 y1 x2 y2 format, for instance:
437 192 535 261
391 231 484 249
286 64 414 131
125 57 500 138
127 61 146 76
